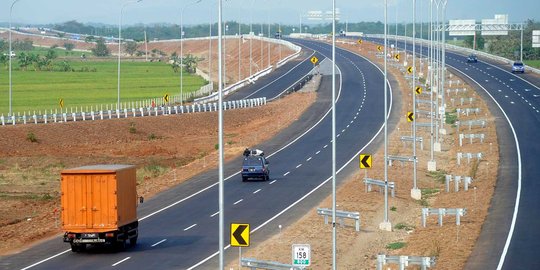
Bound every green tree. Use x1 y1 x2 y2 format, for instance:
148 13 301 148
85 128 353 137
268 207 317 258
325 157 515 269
464 33 485 50
182 54 199 73
85 35 96 43
91 38 110 57
0 54 7 67
124 41 139 56
45 49 58 61
17 52 33 70
56 60 72 72
64 43 75 51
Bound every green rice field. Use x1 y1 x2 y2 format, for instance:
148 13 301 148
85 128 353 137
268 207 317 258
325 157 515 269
0 60 207 115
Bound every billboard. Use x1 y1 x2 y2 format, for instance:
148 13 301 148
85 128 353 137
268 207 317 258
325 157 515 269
449 20 476 36
533 30 540 48
307 9 340 21
481 14 509 36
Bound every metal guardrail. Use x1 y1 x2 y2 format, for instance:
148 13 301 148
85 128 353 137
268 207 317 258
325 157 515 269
422 208 467 227
1 97 267 126
445 175 473 192
455 119 487 131
459 133 485 146
416 99 435 105
456 108 481 117
377 254 436 270
446 87 468 96
416 122 438 128
457 152 483 165
317 208 360 232
416 110 434 118
387 155 417 167
401 136 424 150
241 258 302 270
194 67 273 103
363 178 395 197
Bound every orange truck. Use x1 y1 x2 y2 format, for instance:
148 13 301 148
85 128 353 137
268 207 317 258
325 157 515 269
61 165 142 252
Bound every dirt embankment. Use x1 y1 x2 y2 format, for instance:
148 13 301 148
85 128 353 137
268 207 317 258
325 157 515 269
224 39 499 269
0 91 315 256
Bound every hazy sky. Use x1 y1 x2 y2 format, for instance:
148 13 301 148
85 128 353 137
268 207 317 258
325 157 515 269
1 0 538 26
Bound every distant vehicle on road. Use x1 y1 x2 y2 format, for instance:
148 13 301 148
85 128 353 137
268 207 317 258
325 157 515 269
467 54 478 63
241 149 270 181
511 61 525 73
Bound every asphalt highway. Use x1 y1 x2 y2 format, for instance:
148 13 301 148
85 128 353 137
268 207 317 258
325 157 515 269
366 36 540 270
2 39 395 270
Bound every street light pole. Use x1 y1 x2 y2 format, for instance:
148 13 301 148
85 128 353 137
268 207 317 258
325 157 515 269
249 0 254 77
429 0 435 165
379 0 392 232
9 0 22 117
331 2 337 269
239 23 241 81
118 0 142 111
217 0 225 269
440 0 447 133
181 0 202 107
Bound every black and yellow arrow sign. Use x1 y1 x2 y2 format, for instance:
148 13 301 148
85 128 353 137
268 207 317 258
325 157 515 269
377 45 383 52
231 223 250 247
415 86 422 95
310 56 319 65
394 54 400 61
359 154 372 169
407 112 415 122
407 66 413 74
357 39 362 44
164 93 169 103
59 98 64 109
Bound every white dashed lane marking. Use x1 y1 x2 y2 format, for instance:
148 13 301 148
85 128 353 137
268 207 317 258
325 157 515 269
210 211 219 217
233 199 243 205
184 224 197 231
151 239 167 247
283 172 290 176
269 180 277 185
112 257 131 267
316 150 321 155
253 189 261 194
296 164 302 168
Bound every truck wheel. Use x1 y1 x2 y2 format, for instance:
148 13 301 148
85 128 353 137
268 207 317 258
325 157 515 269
70 243 85 252
116 240 126 251
130 236 138 246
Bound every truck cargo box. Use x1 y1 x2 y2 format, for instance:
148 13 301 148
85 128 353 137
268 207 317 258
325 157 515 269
61 165 138 233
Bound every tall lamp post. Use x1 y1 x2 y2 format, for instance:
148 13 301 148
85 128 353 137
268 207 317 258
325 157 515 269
181 0 202 106
9 0 22 117
118 0 142 111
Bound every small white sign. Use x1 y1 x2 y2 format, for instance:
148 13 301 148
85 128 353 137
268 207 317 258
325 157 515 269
292 244 311 267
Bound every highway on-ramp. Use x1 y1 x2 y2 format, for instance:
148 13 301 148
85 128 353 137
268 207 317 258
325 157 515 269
366 36 540 270
1 39 395 270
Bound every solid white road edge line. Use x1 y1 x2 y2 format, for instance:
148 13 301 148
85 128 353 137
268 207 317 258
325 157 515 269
449 67 522 270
